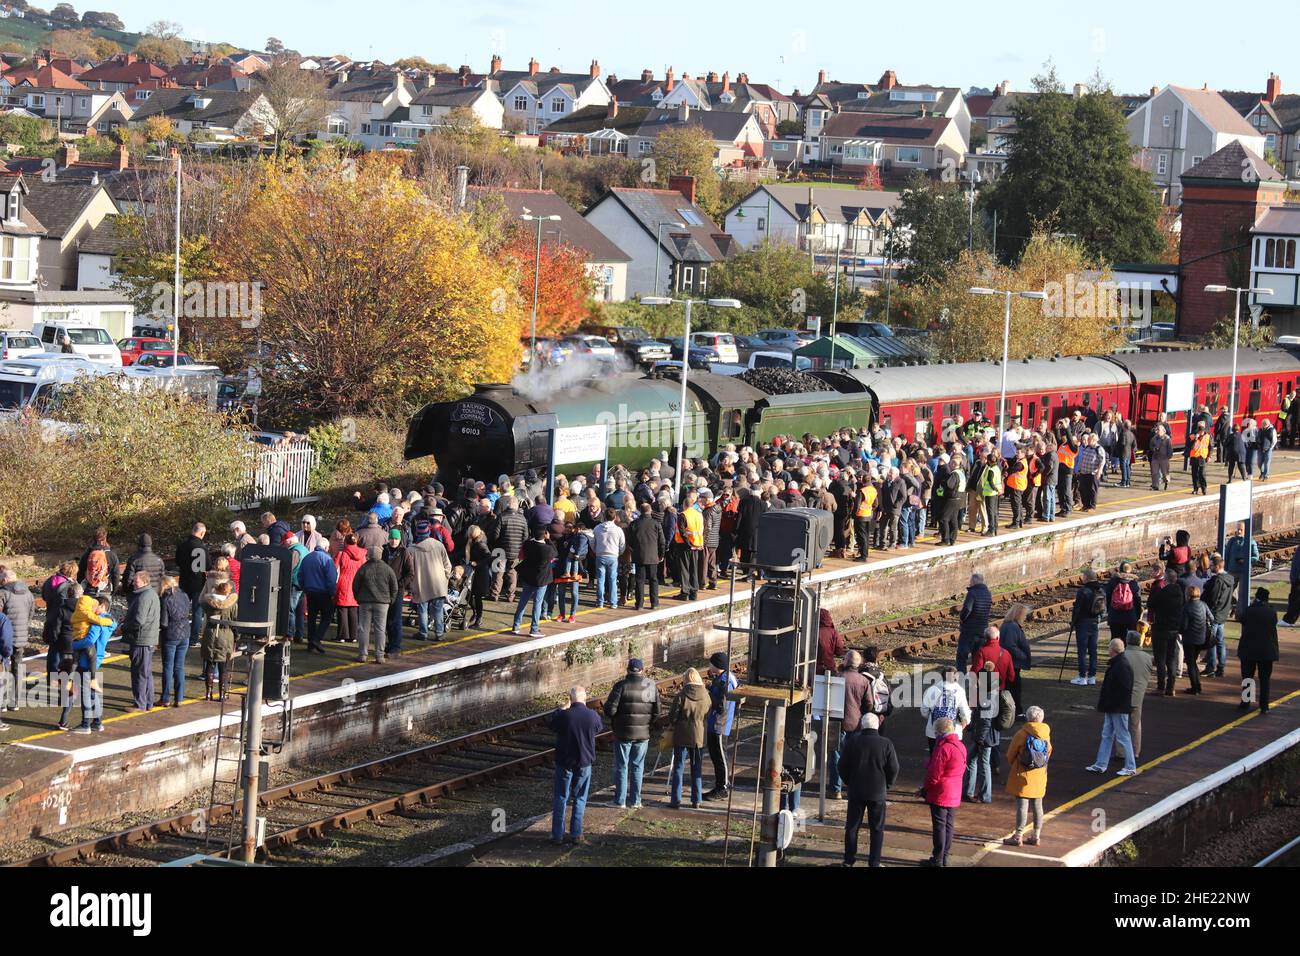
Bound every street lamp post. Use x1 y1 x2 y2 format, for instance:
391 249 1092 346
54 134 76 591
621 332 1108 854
653 221 684 298
968 286 1047 432
1204 284 1274 426
643 296 743 499
520 212 562 370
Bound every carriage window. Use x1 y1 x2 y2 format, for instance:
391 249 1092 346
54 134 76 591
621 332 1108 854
943 402 960 419
881 416 893 433
1082 393 1091 407
970 401 985 417
915 404 934 423
1206 381 1220 411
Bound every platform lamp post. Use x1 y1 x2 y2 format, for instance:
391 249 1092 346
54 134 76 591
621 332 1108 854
968 286 1047 432
520 212 562 370
642 296 743 499
1204 284 1273 427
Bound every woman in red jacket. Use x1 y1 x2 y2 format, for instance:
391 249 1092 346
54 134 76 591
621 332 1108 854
333 534 367 644
922 718 966 867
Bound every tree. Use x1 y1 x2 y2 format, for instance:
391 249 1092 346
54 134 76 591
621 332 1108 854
265 37 285 55
649 125 721 218
209 157 525 419
707 240 835 323
145 19 182 39
987 66 1165 265
46 27 97 58
918 232 1126 362
89 36 119 58
49 2 78 23
394 56 439 72
890 173 979 285
0 112 53 145
259 54 330 149
81 10 124 30
500 230 594 338
135 35 188 65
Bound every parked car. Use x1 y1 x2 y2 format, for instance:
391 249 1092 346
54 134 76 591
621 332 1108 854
562 335 620 363
33 322 122 366
689 331 740 363
117 336 175 366
133 352 207 370
581 325 671 366
733 333 771 363
661 338 719 370
838 320 895 338
755 327 819 350
0 331 42 361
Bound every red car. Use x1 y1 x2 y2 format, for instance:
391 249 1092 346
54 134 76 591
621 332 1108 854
117 337 175 366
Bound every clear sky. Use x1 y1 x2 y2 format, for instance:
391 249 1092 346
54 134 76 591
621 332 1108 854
104 0 1278 96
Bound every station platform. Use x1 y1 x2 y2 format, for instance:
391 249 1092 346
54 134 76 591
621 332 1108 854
448 583 1300 868
2 452 1299 843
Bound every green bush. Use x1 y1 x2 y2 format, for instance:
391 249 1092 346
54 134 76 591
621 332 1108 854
306 413 435 506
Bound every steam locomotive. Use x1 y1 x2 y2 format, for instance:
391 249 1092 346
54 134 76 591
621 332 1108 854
405 346 1300 487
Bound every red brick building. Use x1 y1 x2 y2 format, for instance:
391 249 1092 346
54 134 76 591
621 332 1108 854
1177 142 1288 336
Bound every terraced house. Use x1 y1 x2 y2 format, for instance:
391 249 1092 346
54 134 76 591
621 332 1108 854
319 70 413 149
487 57 610 134
1222 73 1300 181
129 89 276 141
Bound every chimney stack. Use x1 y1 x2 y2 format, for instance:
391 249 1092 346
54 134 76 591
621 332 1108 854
56 142 78 168
590 59 600 78
528 57 539 76
1073 82 1085 98
424 73 435 88
707 71 718 84
125 53 138 65
665 67 675 92
641 68 653 83
607 95 618 119
1266 73 1282 103
668 173 696 204
114 143 129 171
1150 85 1158 97
490 54 502 74
460 73 468 87
453 164 469 213
722 71 731 94
817 69 827 86
737 72 748 84
678 103 690 122
879 69 898 90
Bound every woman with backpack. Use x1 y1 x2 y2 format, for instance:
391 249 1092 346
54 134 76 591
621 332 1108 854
201 581 239 701
1003 705 1052 846
1069 569 1107 686
78 527 120 597
1104 561 1143 645
963 661 1001 803
920 665 971 754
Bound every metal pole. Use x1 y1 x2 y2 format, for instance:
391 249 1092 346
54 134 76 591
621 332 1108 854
1228 289 1241 427
998 290 1012 431
172 154 181 379
829 243 841 367
653 222 665 297
674 299 692 501
1239 511 1254 620
758 699 786 868
241 647 266 863
817 687 829 822
883 234 893 324
529 216 543 369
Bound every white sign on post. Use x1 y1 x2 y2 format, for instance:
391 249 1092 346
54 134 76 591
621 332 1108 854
1222 480 1253 524
812 673 845 719
1164 372 1195 414
806 315 822 336
552 424 608 466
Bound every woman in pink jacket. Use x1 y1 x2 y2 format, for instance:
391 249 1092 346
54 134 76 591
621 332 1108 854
922 717 966 867
333 534 367 644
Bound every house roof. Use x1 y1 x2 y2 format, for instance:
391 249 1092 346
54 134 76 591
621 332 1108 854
466 186 630 263
604 79 664 107
1253 206 1300 235
1226 92 1300 133
821 112 951 145
11 65 88 91
492 71 602 99
22 180 106 239
327 72 407 102
966 94 995 119
731 184 901 225
129 89 265 129
77 215 127 255
79 59 167 86
1181 141 1282 183
409 85 492 108
542 102 649 137
596 187 733 263
634 108 756 142
0 175 47 236
1166 86 1263 138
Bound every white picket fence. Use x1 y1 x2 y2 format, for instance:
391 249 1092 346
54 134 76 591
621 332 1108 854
228 437 318 511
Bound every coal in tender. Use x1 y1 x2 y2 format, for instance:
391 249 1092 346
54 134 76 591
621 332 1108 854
737 368 835 395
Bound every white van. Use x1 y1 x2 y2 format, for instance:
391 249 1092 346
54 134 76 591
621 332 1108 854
689 331 740 363
33 322 122 367
0 355 107 418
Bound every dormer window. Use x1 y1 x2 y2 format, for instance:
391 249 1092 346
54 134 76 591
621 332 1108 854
6 190 18 223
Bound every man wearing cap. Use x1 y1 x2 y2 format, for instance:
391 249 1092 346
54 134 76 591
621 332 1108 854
604 658 660 809
409 517 453 641
229 521 256 556
299 515 325 553
703 652 737 800
383 527 413 655
698 488 721 590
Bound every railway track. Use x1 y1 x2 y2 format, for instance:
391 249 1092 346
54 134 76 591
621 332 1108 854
5 674 692 867
1255 833 1300 868
848 528 1300 661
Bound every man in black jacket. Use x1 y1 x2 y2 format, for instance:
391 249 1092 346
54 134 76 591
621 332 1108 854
510 527 556 638
491 498 529 602
1146 570 1184 696
1087 639 1137 775
838 713 900 867
1201 555 1235 677
1148 426 1173 491
957 573 992 672
605 658 660 809
123 533 166 595
175 524 208 647
630 503 666 610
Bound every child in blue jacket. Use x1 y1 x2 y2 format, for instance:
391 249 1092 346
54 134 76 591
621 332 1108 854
68 594 114 733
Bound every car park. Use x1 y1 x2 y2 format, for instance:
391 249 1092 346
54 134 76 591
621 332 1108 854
581 325 672 366
562 334 621 363
117 337 175 366
33 322 122 366
0 331 42 361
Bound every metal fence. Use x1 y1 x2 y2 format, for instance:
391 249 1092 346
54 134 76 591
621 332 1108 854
229 437 317 511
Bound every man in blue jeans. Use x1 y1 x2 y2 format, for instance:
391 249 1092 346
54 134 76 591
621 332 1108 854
604 657 659 807
511 526 556 637
547 685 603 845
592 511 625 609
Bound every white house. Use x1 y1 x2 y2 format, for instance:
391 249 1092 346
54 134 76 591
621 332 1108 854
320 71 413 149
129 89 276 141
491 59 611 134
722 183 901 257
391 85 504 142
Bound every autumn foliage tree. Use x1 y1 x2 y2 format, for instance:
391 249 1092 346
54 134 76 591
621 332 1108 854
500 230 594 338
209 157 523 420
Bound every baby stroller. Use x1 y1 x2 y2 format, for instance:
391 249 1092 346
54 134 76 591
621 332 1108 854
443 566 474 631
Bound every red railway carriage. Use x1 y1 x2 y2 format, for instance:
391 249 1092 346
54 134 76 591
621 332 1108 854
846 356 1131 442
1102 348 1300 445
